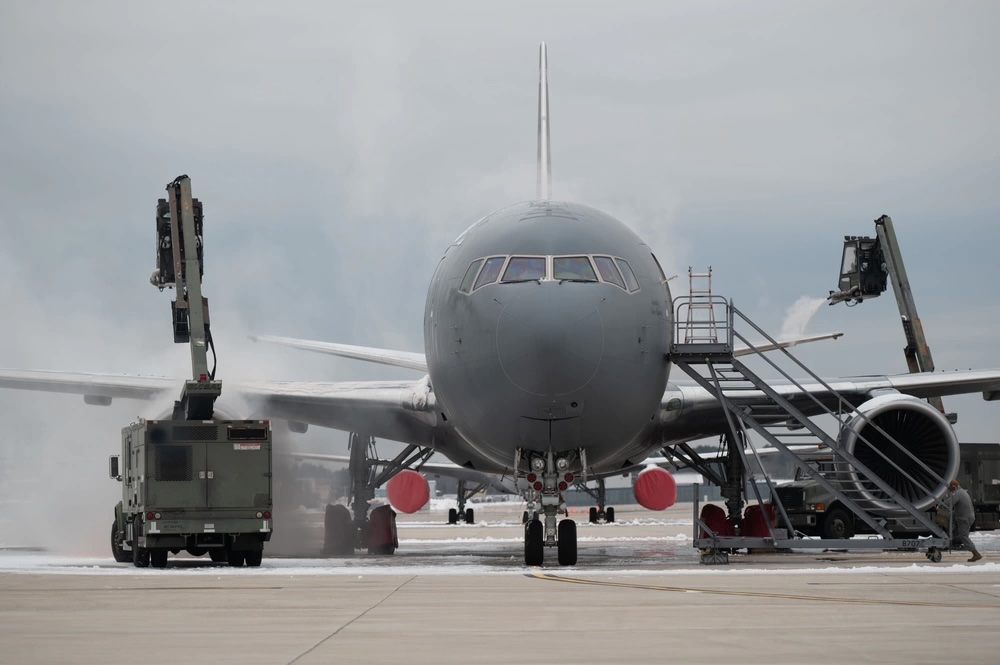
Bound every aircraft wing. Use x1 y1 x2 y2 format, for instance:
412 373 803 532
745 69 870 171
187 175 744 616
732 332 843 357
0 368 176 401
285 451 519 494
661 368 1000 445
0 368 440 448
249 332 843 370
248 335 427 372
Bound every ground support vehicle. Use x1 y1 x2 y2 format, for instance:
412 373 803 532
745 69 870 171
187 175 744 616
108 176 273 568
110 419 272 568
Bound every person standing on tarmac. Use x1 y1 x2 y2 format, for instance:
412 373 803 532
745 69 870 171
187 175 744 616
944 479 983 562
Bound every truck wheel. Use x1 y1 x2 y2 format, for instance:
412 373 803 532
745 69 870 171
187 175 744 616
209 549 227 563
227 549 246 567
822 507 855 539
244 549 263 567
150 549 168 569
132 516 149 568
111 520 130 563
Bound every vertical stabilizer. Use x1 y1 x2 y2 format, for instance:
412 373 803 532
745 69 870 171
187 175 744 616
536 42 551 201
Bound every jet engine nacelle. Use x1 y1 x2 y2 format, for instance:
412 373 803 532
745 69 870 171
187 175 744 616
840 394 959 512
386 469 430 514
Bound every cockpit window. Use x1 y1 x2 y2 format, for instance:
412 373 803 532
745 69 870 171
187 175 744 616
593 256 625 289
459 258 484 293
553 256 598 282
501 256 546 283
461 253 642 293
615 258 640 292
474 256 506 290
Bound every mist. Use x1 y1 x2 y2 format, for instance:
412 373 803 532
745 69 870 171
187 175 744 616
779 296 829 340
3 2 1000 553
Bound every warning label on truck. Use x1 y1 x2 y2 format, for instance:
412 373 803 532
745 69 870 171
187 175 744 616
233 443 261 451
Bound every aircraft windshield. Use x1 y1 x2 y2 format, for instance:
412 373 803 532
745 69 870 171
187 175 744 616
460 258 484 293
553 256 598 282
593 256 625 289
502 257 546 282
461 254 642 292
616 258 640 292
474 256 506 289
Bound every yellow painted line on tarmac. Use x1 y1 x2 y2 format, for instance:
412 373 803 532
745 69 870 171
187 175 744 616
527 572 1000 609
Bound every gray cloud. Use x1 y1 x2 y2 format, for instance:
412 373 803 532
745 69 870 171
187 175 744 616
2 1 998 547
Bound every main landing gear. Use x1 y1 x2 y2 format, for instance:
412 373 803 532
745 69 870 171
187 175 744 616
321 432 432 556
579 478 616 523
521 451 578 566
447 479 483 525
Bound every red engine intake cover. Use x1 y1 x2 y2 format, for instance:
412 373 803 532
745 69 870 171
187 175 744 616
633 466 677 511
386 469 430 514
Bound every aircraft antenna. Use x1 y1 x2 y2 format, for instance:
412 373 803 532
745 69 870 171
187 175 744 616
536 42 551 201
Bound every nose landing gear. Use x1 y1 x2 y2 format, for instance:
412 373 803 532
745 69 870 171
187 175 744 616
520 450 578 566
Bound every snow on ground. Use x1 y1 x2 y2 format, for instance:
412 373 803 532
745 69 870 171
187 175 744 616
1 551 997 577
3 523 997 577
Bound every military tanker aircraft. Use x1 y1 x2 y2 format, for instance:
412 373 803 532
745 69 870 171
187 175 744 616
2 44 999 566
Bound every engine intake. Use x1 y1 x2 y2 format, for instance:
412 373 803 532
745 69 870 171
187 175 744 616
839 394 958 512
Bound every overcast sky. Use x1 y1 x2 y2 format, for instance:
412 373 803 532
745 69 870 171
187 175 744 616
1 1 998 547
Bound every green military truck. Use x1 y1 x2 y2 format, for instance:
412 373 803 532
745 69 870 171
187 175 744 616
109 418 273 568
772 442 1000 539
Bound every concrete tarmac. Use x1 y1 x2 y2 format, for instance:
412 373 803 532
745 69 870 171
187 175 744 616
2 503 998 664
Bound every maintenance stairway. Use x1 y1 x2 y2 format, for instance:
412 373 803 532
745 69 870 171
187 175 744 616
670 294 951 564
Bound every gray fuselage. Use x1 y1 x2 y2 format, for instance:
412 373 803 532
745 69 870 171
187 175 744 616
424 200 673 474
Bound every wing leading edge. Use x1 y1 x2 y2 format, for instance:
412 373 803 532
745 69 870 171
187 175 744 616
246 330 844 374
659 367 1000 446
248 335 427 372
0 367 439 448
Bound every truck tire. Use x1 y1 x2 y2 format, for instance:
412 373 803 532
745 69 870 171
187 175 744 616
132 516 150 568
244 549 263 567
227 549 246 567
822 506 855 539
150 549 168 569
209 549 227 563
111 519 130 563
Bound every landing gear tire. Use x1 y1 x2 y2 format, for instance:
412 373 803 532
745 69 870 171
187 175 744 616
227 549 246 567
132 517 149 568
244 549 263 567
322 504 356 555
821 507 855 540
150 549 168 569
524 519 544 566
926 547 942 563
111 520 130 563
522 510 530 525
605 507 615 524
465 508 475 525
557 519 578 566
448 508 458 525
588 507 598 524
209 549 227 563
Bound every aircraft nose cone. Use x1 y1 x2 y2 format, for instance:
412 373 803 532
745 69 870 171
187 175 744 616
496 286 604 395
